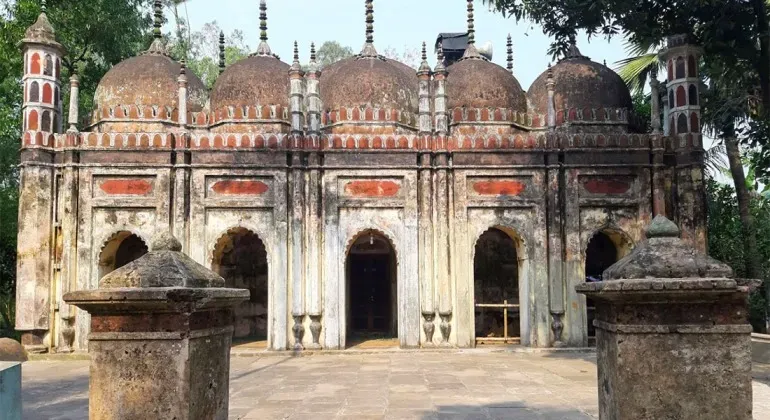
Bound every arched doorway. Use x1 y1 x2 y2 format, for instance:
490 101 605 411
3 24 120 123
98 231 148 280
584 231 624 339
346 230 397 347
212 228 268 344
474 228 520 345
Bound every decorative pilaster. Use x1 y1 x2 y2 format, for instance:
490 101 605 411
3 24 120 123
177 61 188 128
546 64 556 129
67 74 79 132
305 43 322 349
649 67 662 134
288 42 305 350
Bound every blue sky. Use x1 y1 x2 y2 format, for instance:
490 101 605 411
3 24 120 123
177 0 628 89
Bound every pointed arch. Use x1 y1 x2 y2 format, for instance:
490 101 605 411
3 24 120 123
688 84 698 106
212 227 269 341
29 81 39 102
98 231 149 281
677 113 688 134
43 54 53 76
42 83 52 104
30 53 40 74
690 113 700 134
676 86 686 107
41 111 51 132
687 55 697 78
345 229 398 343
675 56 685 79
28 110 39 130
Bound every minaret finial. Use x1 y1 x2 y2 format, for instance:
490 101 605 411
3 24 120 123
41 0 47 13
153 0 162 40
219 31 226 74
507 34 514 72
293 41 299 63
366 0 374 45
467 0 475 45
260 0 268 42
358 0 378 57
418 41 431 75
421 42 427 61
255 0 272 56
311 42 317 62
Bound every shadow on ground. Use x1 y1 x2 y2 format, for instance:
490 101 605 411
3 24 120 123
424 402 595 419
22 373 89 420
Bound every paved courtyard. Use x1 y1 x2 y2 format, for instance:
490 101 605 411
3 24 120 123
21 350 770 419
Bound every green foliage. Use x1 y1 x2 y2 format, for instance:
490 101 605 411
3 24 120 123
631 91 651 133
315 41 354 69
707 179 770 332
0 0 153 337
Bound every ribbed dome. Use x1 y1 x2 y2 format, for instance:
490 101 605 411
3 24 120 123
320 55 418 114
94 53 207 113
447 58 527 111
210 55 290 112
528 46 632 114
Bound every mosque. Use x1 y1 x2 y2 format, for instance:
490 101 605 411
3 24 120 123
15 0 706 352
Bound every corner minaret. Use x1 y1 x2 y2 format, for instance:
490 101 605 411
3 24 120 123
21 0 64 133
659 34 707 251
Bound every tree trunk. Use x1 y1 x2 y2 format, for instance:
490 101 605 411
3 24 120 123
724 133 765 328
754 0 770 110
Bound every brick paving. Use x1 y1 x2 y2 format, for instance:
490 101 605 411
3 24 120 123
21 350 770 419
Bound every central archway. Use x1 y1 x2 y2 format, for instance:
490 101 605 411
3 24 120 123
212 228 268 345
346 230 398 347
474 227 521 345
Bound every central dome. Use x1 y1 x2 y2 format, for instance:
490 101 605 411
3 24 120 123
447 57 527 111
210 55 290 112
320 55 418 115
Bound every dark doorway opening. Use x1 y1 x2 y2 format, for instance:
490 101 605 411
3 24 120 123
474 228 520 345
98 231 148 280
585 231 620 338
212 228 268 346
346 231 397 348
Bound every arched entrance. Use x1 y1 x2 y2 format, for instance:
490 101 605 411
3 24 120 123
474 228 520 345
346 230 397 347
98 231 148 280
212 228 268 344
584 230 629 338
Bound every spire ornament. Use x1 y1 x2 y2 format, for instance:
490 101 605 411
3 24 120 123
290 41 303 74
434 43 447 73
418 41 432 76
218 31 226 74
254 0 272 56
460 0 483 60
506 34 514 72
358 0 379 58
41 0 47 13
143 0 169 56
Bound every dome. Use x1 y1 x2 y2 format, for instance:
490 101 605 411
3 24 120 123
94 53 207 113
446 57 527 111
528 45 632 115
320 55 418 115
210 55 290 112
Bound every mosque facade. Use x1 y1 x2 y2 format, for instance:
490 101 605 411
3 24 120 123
15 0 706 352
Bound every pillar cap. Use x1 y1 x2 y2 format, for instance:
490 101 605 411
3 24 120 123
99 232 225 288
603 216 733 281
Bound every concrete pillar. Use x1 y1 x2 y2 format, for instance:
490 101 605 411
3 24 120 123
64 233 249 420
577 216 755 420
0 362 21 420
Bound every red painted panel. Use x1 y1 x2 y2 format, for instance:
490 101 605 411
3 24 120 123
345 180 400 197
100 179 153 195
584 179 631 195
473 180 526 196
212 180 269 196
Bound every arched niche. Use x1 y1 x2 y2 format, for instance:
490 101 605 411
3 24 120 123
212 227 268 343
584 229 634 338
98 231 149 280
345 229 398 347
473 226 522 344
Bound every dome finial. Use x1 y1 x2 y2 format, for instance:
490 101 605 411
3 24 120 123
40 0 47 13
293 41 299 63
564 37 588 61
358 0 378 57
310 42 317 62
255 0 272 56
219 31 226 74
153 0 162 40
418 41 432 75
506 34 514 72
467 0 475 45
